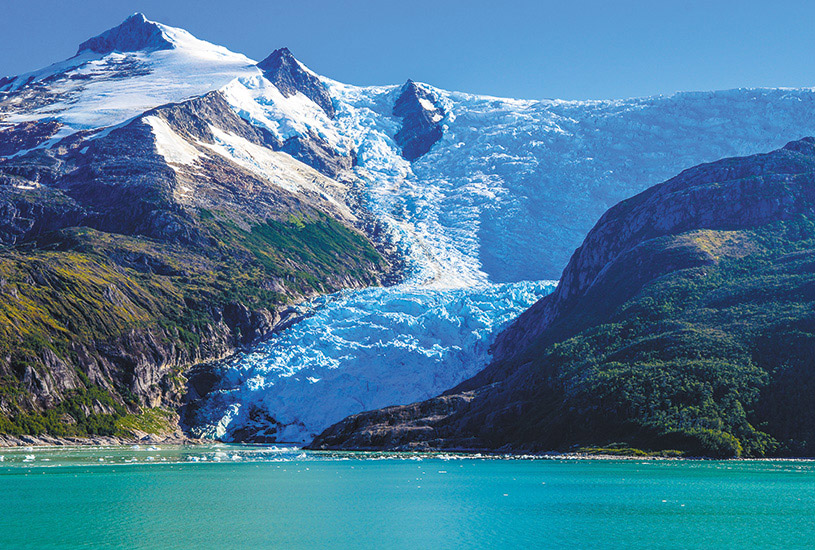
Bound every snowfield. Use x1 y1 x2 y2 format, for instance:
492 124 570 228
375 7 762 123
1 41 257 147
7 15 815 443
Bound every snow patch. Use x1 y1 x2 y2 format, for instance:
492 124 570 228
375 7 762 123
418 97 436 111
221 76 347 150
199 125 353 218
144 115 203 166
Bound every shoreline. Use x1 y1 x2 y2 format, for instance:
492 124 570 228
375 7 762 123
4 436 815 461
0 432 205 448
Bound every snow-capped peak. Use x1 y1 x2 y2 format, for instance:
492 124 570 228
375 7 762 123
74 13 248 60
257 47 336 118
77 13 173 55
1 15 258 147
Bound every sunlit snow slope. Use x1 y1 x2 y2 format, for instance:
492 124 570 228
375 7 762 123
0 14 258 146
7 14 815 443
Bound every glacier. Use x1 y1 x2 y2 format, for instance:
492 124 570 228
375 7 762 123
190 281 554 443
9 15 815 443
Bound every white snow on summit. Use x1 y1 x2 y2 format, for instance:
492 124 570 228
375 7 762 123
0 15 258 144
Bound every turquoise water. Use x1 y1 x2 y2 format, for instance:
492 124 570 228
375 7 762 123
1 445 814 549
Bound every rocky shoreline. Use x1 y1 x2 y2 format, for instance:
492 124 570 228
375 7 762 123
0 431 204 448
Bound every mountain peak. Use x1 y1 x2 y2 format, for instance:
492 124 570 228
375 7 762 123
258 47 294 67
392 79 445 161
257 48 335 118
77 13 174 55
257 48 300 77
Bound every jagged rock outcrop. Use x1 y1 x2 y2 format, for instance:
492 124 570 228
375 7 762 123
310 138 815 457
279 131 355 178
392 79 445 161
258 47 335 118
0 186 87 244
0 121 62 157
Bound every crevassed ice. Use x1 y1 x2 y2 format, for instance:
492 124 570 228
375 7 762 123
192 281 555 443
347 85 815 283
234 77 815 285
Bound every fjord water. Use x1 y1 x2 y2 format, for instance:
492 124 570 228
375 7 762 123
2 446 813 549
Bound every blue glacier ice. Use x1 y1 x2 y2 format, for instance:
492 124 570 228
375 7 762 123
192 281 554 443
197 78 815 443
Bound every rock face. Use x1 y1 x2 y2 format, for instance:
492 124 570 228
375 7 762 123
392 80 445 161
77 13 174 55
258 48 335 119
0 186 87 244
0 121 62 156
310 138 815 457
491 137 815 362
279 131 355 179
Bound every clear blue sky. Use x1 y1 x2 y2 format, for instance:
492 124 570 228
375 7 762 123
2 0 815 100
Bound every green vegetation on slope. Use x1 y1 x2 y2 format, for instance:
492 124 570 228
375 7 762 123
0 210 387 437
504 219 815 457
